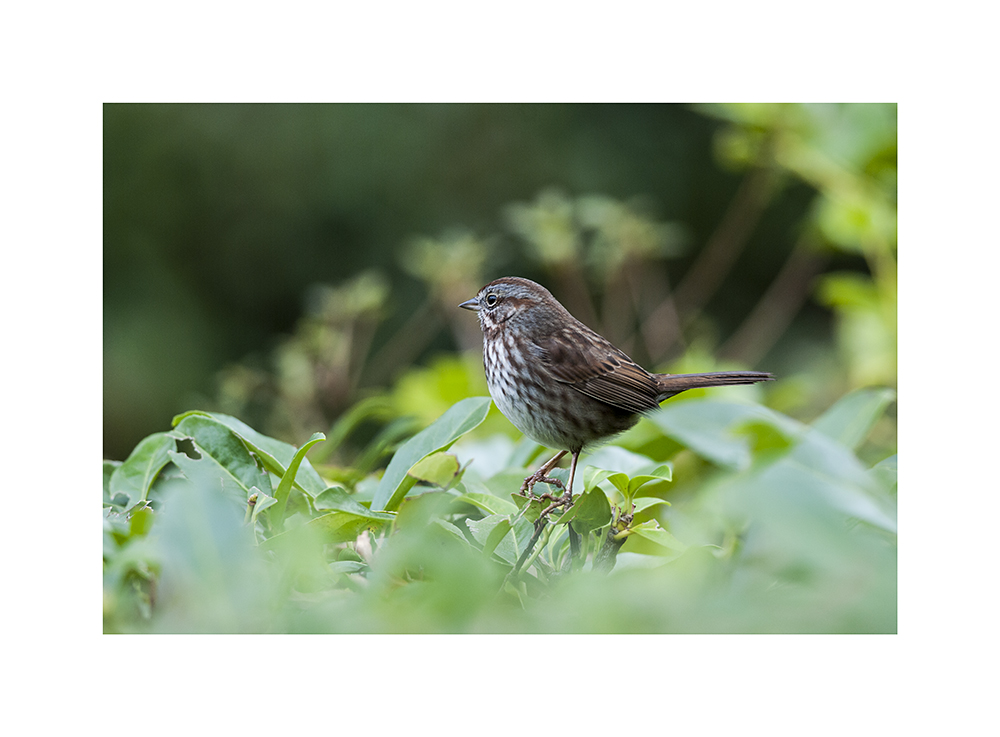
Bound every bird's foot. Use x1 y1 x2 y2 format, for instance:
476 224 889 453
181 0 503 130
520 470 564 500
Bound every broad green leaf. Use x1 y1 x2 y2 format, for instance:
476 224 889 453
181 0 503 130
434 518 473 546
329 560 366 575
453 491 519 516
466 514 533 564
627 521 688 553
869 454 897 494
270 432 327 530
648 400 801 470
109 432 174 509
313 486 395 520
630 465 673 494
372 397 491 511
583 467 614 493
484 471 538 499
566 486 612 534
812 387 896 450
732 420 795 455
604 472 631 497
408 452 461 487
262 509 389 550
582 446 657 476
129 506 155 537
167 415 273 505
583 463 673 501
172 411 327 496
481 518 513 559
103 460 121 497
632 497 671 514
510 493 553 523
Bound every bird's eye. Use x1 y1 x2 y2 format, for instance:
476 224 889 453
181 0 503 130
485 293 499 307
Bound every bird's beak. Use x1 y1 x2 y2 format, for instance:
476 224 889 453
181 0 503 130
458 297 480 311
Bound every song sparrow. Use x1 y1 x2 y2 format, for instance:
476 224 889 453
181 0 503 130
460 276 773 505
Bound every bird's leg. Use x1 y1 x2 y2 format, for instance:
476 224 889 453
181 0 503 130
564 451 582 564
562 450 579 506
520 450 567 498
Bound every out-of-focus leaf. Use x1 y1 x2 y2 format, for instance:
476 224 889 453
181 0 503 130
481 518 512 559
869 454 897 494
648 400 801 470
467 514 534 564
732 420 794 455
581 446 656 476
109 432 174 509
453 491 519 516
627 521 688 554
329 560 366 575
103 460 122 503
373 397 491 511
812 387 896 451
262 510 388 550
314 486 394 520
148 481 274 633
408 452 460 487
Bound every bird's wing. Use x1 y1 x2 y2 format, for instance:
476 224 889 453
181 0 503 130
529 326 661 414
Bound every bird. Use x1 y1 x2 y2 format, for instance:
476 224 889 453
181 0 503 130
459 276 773 505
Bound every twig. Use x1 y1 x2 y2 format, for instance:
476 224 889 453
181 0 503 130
719 234 829 365
510 496 570 576
672 157 778 317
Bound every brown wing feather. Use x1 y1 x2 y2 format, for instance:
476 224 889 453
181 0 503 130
529 325 661 414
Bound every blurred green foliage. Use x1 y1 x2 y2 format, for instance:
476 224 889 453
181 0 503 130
103 103 896 633
104 386 895 633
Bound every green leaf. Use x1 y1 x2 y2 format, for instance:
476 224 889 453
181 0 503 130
869 454 897 494
128 506 155 537
453 491 519 516
372 397 491 511
583 463 673 502
167 415 273 506
173 411 328 496
648 400 801 470
408 451 461 487
627 521 688 553
481 518 513 559
466 514 533 564
329 560 366 575
632 497 671 514
566 486 612 534
313 486 395 520
434 518 473 546
812 387 896 451
583 466 614 493
627 464 674 496
249 491 277 528
103 460 126 507
510 493 550 523
269 432 327 531
262 509 389 550
108 432 174 509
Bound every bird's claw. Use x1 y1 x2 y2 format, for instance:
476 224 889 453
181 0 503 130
520 471 564 500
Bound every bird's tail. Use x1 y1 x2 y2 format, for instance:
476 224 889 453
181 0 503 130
654 371 774 401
